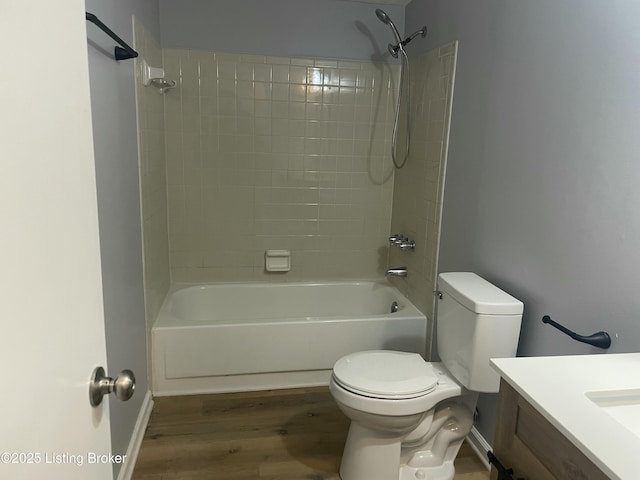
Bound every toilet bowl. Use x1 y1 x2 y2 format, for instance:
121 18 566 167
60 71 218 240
330 352 471 480
330 272 524 480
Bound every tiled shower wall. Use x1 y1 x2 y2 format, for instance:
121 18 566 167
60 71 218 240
388 42 457 356
162 49 401 282
134 32 455 352
133 18 170 331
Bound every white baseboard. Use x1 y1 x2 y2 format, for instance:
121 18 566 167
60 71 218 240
117 390 154 480
465 426 492 470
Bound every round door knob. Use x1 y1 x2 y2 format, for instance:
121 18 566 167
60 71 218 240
89 367 136 407
113 369 136 402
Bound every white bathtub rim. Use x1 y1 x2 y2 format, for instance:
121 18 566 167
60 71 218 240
155 312 424 329
153 279 422 328
162 279 407 305
168 278 392 290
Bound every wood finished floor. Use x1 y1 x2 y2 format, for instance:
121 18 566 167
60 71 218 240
132 387 489 480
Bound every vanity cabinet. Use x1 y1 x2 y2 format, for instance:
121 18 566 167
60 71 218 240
490 379 608 480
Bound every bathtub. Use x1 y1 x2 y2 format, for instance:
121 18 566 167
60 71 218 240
152 281 427 395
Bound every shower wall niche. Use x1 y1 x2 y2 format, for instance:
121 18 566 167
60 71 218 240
162 49 400 282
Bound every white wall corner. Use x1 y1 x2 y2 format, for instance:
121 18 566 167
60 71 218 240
116 390 154 480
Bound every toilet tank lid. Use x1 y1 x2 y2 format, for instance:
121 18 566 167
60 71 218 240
438 272 524 315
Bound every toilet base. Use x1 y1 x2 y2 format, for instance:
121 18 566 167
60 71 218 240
339 422 403 480
338 399 476 480
399 462 455 480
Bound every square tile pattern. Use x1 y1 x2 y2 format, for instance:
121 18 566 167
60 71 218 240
162 49 402 283
134 31 456 338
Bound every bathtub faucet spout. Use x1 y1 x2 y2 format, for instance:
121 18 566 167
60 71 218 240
385 266 407 277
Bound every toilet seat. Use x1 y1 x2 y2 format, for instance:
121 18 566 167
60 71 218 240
332 350 438 399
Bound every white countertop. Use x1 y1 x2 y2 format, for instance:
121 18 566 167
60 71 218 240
491 353 640 480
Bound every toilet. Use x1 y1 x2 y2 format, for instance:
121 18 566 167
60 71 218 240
329 272 523 480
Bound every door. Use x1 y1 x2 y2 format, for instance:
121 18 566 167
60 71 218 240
0 2 113 479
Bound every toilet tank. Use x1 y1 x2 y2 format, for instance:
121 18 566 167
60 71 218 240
437 272 523 393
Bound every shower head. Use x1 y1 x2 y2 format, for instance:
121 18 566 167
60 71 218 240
375 8 427 58
375 9 391 25
375 8 403 48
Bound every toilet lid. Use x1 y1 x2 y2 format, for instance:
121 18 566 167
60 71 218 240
332 350 438 399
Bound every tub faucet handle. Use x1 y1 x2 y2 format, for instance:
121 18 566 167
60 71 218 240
398 239 415 251
389 234 415 251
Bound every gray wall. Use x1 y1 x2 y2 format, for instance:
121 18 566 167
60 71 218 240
159 0 404 61
83 0 640 456
85 0 161 476
407 0 640 443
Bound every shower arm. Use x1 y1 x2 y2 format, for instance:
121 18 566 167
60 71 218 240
389 27 427 57
400 27 427 48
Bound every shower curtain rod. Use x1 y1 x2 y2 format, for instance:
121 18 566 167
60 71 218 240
85 12 138 61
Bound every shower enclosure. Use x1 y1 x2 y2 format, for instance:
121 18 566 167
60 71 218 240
133 10 458 390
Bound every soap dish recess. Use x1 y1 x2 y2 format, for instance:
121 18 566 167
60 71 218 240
265 250 290 272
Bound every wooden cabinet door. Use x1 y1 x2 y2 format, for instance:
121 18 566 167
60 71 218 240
491 379 608 480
